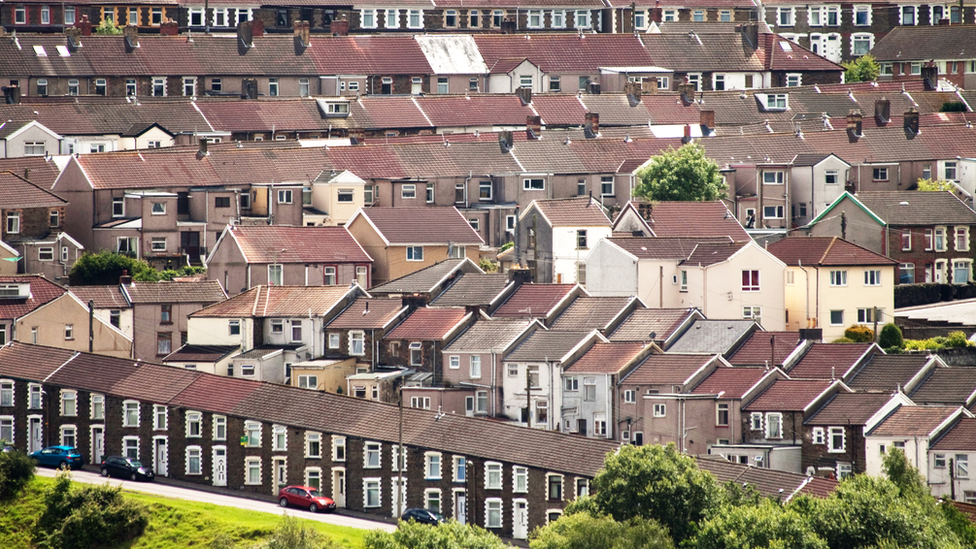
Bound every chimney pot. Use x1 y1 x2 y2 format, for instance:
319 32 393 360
159 19 179 36
846 109 862 142
682 124 693 144
75 14 93 36
904 107 920 134
331 16 350 36
874 98 891 126
526 115 542 140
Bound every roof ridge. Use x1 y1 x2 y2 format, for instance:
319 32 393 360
819 237 838 265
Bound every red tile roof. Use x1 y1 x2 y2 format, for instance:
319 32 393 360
743 379 833 411
0 342 75 380
528 196 612 227
787 343 876 380
565 342 648 374
728 331 802 366
682 241 750 267
696 456 838 502
868 405 961 437
227 225 371 264
308 36 432 75
607 237 729 260
123 280 226 304
192 285 352 318
493 284 577 318
327 297 405 330
621 354 715 385
932 418 976 451
353 207 484 246
473 34 656 74
805 392 895 426
845 355 933 393
418 95 531 127
68 285 130 309
766 237 897 267
0 171 67 208
549 296 634 332
691 367 767 398
0 275 66 321
644 201 749 240
384 307 470 341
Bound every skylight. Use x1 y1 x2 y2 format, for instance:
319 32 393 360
33 45 47 57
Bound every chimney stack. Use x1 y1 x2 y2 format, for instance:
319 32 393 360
874 97 890 126
509 266 532 286
699 110 715 131
331 15 350 36
846 109 862 143
160 19 179 36
516 86 532 106
3 86 21 105
294 20 311 51
123 24 139 50
241 78 258 99
584 112 599 138
798 328 822 342
526 115 542 140
120 270 133 286
196 138 209 160
739 23 759 50
237 21 253 51
624 81 642 107
682 124 693 144
678 81 695 106
904 107 920 135
500 17 517 34
251 18 264 37
498 131 514 153
75 14 93 36
649 76 659 94
64 27 82 50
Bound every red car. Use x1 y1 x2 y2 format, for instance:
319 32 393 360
277 485 336 513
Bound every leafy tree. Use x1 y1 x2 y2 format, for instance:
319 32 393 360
590 443 722 544
882 448 928 499
878 323 904 350
691 499 827 549
530 511 673 549
844 324 874 342
364 519 509 549
916 178 956 191
95 18 123 35
479 257 499 273
940 500 976 548
633 143 728 202
0 448 35 499
69 251 159 285
262 515 339 549
842 54 880 83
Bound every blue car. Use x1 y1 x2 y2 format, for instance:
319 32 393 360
29 446 84 469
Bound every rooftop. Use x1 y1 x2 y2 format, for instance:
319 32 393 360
225 225 371 265
845 354 934 393
526 196 612 227
0 275 66 321
727 331 801 367
608 307 700 343
191 285 351 318
787 343 876 380
352 207 484 246
549 296 634 332
326 297 406 330
122 280 226 304
369 259 483 296
621 354 716 386
384 307 470 341
743 379 834 411
564 342 649 374
931 417 976 451
430 273 512 308
805 392 896 426
505 331 591 362
867 405 962 437
690 366 768 399
443 319 535 353
493 284 578 319
766 237 898 267
666 319 757 355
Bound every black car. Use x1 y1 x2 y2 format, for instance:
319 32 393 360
400 508 445 525
99 455 155 481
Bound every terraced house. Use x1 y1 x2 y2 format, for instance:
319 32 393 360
0 341 618 539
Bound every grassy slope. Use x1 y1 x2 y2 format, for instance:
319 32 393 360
0 477 367 549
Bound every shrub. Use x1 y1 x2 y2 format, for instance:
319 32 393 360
832 337 855 343
0 449 35 499
879 323 904 349
946 331 971 348
844 324 875 343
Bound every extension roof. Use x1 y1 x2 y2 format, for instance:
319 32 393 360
192 285 352 318
326 297 406 330
122 280 227 304
743 379 834 411
564 342 649 374
856 191 976 227
221 225 371 265
766 237 897 267
368 258 482 296
0 170 67 208
666 318 757 354
690 367 767 398
727 331 801 366
549 296 634 332
350 207 484 246
384 307 471 341
908 367 976 406
525 196 612 227
505 330 591 362
620 353 716 385
642 201 750 240
68 285 130 309
443 319 535 353
805 392 895 425
493 284 577 318
786 343 877 380
931 418 976 451
867 405 962 437
430 273 512 308
0 275 66 321
608 307 701 343
870 26 976 62
845 354 934 393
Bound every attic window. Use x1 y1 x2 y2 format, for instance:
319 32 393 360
779 41 792 52
324 102 349 117
757 93 788 111
57 47 70 58
33 45 47 57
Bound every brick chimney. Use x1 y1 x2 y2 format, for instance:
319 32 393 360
700 110 715 131
251 18 264 37
499 131 514 153
123 24 138 50
624 81 642 107
526 115 542 140
509 266 532 286
846 109 862 143
682 124 693 144
75 14 93 36
196 138 209 160
874 98 890 126
738 23 759 50
160 19 179 36
237 21 253 51
242 78 258 99
294 20 311 50
904 107 920 135
516 86 532 106
649 76 659 94
64 27 82 50
500 16 516 34
3 86 21 105
120 270 133 285
331 15 350 36
678 81 695 106
584 112 599 138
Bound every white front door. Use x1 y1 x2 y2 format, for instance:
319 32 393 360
454 491 467 524
91 426 105 465
154 437 168 476
513 499 528 539
391 478 407 517
273 458 287 494
332 469 346 508
212 446 227 487
28 416 42 453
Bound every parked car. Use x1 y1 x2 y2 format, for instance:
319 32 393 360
400 508 445 525
99 455 154 481
28 446 83 469
277 485 336 513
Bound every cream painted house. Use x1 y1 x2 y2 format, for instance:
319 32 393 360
0 242 19 275
305 170 367 227
14 292 132 357
766 237 898 340
587 237 787 330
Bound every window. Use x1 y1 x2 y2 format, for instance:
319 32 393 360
425 452 442 479
852 34 873 56
186 412 202 438
400 184 417 200
245 457 261 485
624 389 636 403
600 176 614 197
228 320 241 336
14 6 25 24
944 161 959 181
349 331 365 355
565 377 578 392
652 403 666 418
634 10 646 29
476 390 488 414
268 264 282 286
6 213 20 235
778 7 794 26
181 76 196 97
934 453 947 468
900 263 915 284
954 260 972 284
574 9 590 28
149 405 166 431
486 498 502 528
663 9 677 21
290 321 302 342
717 403 729 426
864 270 882 286
524 178 545 191
129 7 139 25
424 489 442 515
123 436 139 460
764 205 785 219
90 394 104 420
957 454 969 478
277 189 293 204
152 77 165 97
742 270 760 291
59 390 77 417
453 456 466 482
763 171 785 186
750 412 763 431
901 5 916 25
765 413 783 439
476 181 493 201
36 79 49 96
0 416 12 444
445 9 458 27
911 62 921 75
240 364 255 377
29 384 42 409
65 6 75 24
0 380 12 407
123 400 140 427
858 308 881 323
470 9 480 27
410 342 423 366
828 427 845 452
786 74 801 87
470 356 482 379
156 331 173 355
935 227 947 251
956 227 970 251
244 421 261 447
519 75 533 89
186 446 202 475
406 246 424 262
829 270 848 286
764 94 787 110
38 248 54 261
925 229 934 251
361 9 376 28
528 9 542 28
365 442 381 468
855 5 871 25
552 10 565 27
408 9 421 28
298 375 317 389
298 78 310 97
492 10 504 27
547 473 563 501
272 424 287 451
813 427 825 444
692 9 704 21
830 310 844 325
486 462 502 489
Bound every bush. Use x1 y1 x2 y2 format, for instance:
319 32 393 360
844 324 875 343
879 323 904 349
832 337 855 343
0 449 35 499
946 331 971 348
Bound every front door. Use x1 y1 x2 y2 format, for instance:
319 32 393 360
180 231 200 257
212 446 227 487
454 491 467 524
28 416 42 453
154 437 168 476
391 478 407 517
577 419 587 436
91 426 105 465
273 458 287 494
513 499 528 539
332 469 346 508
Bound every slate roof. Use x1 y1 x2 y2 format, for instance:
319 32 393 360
430 273 512 308
870 26 976 61
607 237 730 260
696 456 838 501
162 345 239 363
528 196 612 227
867 405 961 437
643 32 766 72
856 191 976 226
743 379 834 411
472 34 656 74
787 343 876 380
682 241 749 267
0 275 66 321
931 418 976 451
123 280 226 304
727 331 801 366
608 307 700 342
191 285 351 318
621 354 715 385
444 319 534 353
549 297 633 332
384 307 470 341
368 259 480 295
0 157 62 190
565 342 648 374
845 354 933 393
667 319 757 354
493 284 577 318
505 331 590 362
766 237 897 267
690 367 767 398
805 392 894 426
354 207 484 246
68 285 129 309
0 171 67 208
643 201 750 240
0 341 618 477
326 297 405 330
0 97 212 137
909 367 976 406
225 225 371 264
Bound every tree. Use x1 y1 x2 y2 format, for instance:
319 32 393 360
882 447 928 500
95 18 123 35
842 54 880 83
590 443 722 544
364 520 509 549
691 499 827 549
530 511 673 549
844 324 874 342
916 178 956 192
878 323 904 350
0 448 35 499
633 143 728 202
68 250 205 285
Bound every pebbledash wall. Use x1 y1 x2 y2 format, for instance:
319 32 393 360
0 342 616 539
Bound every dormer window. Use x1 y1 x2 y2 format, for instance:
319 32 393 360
324 102 349 117
757 93 788 111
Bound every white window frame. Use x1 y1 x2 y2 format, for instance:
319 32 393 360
0 415 13 444
185 411 202 438
123 400 140 427
485 461 502 489
486 498 503 528
364 478 382 508
213 415 226 440
244 420 262 447
123 436 140 460
425 451 442 480
851 33 874 57
765 412 783 439
245 457 262 485
854 5 871 26
60 389 77 417
272 424 287 451
332 435 346 461
186 445 203 475
829 270 848 286
305 431 321 458
750 412 763 431
361 8 376 28
513 466 528 493
777 7 795 26
60 424 76 447
812 426 825 444
364 441 381 469
827 426 846 452
653 403 666 417
864 270 882 286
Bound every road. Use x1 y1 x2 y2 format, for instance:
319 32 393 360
34 467 396 532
